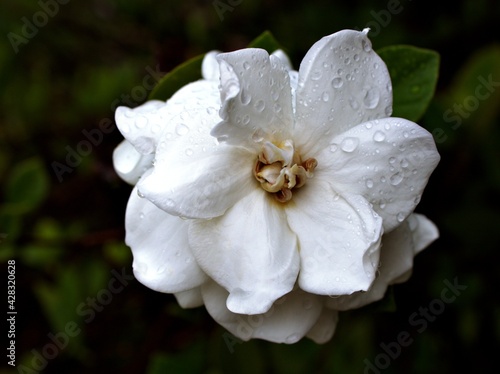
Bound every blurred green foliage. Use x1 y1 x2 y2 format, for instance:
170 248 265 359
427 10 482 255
1 0 499 373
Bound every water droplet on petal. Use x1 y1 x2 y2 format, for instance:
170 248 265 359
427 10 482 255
384 105 392 116
252 129 265 143
363 87 380 109
373 131 386 142
400 158 409 168
240 89 251 105
322 91 330 102
242 115 250 125
329 144 338 153
365 122 373 129
366 179 374 189
348 97 359 110
354 54 360 61
311 70 322 80
243 61 250 70
139 213 144 219
362 39 372 52
175 123 189 136
331 77 343 88
390 172 404 186
255 100 265 112
397 212 405 222
389 157 396 164
340 137 359 153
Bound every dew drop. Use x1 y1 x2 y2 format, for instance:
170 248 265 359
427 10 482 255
373 131 386 142
322 91 330 102
380 176 386 183
271 89 280 101
389 157 396 164
329 144 338 153
242 115 250 125
363 87 380 109
400 158 409 168
175 123 189 136
397 212 405 222
384 105 392 116
340 137 359 153
365 122 373 129
240 89 251 105
243 61 250 70
331 77 343 88
254 100 265 112
354 54 360 61
366 179 374 189
311 70 322 80
273 103 282 113
344 57 351 65
139 213 144 219
373 62 379 70
390 172 404 186
362 39 372 52
337 68 344 75
252 129 265 143
348 97 359 110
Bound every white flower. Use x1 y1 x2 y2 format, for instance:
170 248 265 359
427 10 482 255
113 29 440 343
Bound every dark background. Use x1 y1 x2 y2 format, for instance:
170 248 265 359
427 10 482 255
1 0 499 373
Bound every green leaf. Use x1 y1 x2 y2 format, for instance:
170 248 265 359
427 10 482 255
248 31 283 54
5 157 50 211
148 54 204 101
378 45 440 122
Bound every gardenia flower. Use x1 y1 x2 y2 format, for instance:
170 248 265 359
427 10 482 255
113 29 440 343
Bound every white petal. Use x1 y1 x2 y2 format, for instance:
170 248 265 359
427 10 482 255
189 189 300 314
211 49 294 150
326 219 414 310
306 306 339 344
202 281 323 343
115 100 166 154
115 79 220 155
174 287 204 308
317 117 440 232
285 181 383 295
202 50 221 81
294 29 393 157
137 105 256 218
407 213 439 255
271 49 293 71
113 140 154 185
126 185 207 293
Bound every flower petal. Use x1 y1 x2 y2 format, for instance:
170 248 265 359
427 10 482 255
326 218 414 310
189 189 300 314
115 100 166 154
137 107 256 218
174 287 204 308
202 281 323 343
407 213 439 255
286 180 383 295
202 50 221 81
294 29 393 157
126 185 207 293
211 49 294 149
115 79 220 154
317 117 440 232
306 306 339 344
113 140 154 185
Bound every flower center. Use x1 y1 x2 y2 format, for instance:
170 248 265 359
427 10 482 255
253 140 317 203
